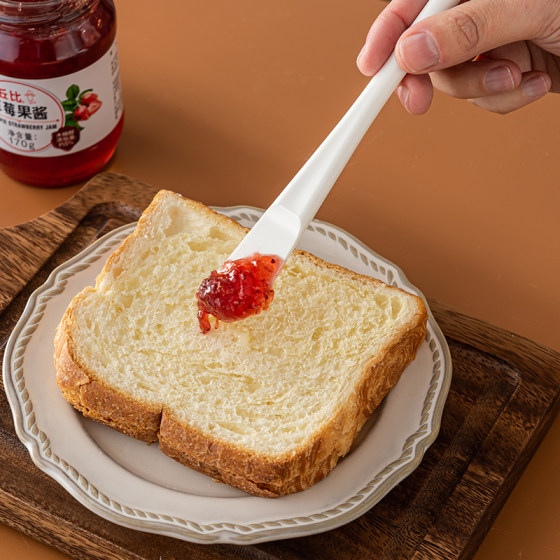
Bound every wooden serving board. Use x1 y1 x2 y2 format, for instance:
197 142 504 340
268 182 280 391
1 172 560 560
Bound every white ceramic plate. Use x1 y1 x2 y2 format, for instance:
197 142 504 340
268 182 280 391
3 206 451 544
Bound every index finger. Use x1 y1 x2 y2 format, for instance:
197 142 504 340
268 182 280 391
357 0 430 76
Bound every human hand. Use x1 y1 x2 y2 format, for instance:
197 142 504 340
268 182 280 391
356 0 560 114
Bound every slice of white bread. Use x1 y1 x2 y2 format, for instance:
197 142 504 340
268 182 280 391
54 190 428 497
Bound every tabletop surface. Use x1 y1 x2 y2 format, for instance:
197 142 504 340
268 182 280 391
1 1 559 559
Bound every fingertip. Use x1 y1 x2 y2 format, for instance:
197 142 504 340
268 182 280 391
398 74 433 114
356 45 364 66
484 65 516 94
522 74 551 100
356 45 372 76
396 31 440 74
356 43 383 77
396 84 411 112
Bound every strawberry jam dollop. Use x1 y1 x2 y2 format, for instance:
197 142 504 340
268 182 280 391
196 254 283 333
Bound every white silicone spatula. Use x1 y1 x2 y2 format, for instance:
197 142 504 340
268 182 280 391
227 0 459 265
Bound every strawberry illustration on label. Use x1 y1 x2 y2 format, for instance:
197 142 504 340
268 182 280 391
73 104 90 121
52 84 103 150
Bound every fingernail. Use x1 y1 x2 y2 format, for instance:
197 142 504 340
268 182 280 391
398 32 440 72
356 46 365 67
523 75 549 98
396 84 410 112
485 66 515 93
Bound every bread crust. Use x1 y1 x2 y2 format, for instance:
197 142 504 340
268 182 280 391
54 190 429 497
55 316 162 443
55 299 426 497
159 309 426 498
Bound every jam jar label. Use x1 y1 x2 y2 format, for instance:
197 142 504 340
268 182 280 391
0 37 123 157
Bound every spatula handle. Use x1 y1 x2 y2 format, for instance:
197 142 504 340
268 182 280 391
228 0 460 263
274 0 460 227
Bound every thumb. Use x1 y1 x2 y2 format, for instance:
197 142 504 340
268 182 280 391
395 0 548 73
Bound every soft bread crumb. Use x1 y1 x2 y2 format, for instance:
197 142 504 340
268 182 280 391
56 190 428 496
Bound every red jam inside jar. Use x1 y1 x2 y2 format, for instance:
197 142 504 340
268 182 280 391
196 254 284 333
0 0 123 187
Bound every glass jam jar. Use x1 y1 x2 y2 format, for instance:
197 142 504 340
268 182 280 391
0 0 123 187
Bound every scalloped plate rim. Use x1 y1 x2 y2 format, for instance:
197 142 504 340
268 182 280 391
2 205 452 544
